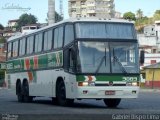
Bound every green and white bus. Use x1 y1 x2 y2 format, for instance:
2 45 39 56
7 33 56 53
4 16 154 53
6 18 140 107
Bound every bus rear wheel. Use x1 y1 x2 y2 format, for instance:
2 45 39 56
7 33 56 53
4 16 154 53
103 98 121 108
22 80 33 103
16 83 24 102
56 80 74 106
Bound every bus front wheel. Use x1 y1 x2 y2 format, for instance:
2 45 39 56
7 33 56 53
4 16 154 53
103 98 121 108
56 80 74 106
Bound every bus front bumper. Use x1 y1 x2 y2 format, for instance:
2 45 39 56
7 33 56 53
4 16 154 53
76 86 139 99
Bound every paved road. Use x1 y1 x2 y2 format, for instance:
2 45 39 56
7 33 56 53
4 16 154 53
0 88 160 120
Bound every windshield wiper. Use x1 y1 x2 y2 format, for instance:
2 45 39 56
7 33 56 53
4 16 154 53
113 56 127 74
95 56 105 73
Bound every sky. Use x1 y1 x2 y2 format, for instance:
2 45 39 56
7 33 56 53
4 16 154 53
0 0 160 26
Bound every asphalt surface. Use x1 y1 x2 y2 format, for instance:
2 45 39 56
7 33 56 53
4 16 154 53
0 88 160 120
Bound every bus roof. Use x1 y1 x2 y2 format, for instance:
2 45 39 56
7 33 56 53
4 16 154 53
7 18 134 42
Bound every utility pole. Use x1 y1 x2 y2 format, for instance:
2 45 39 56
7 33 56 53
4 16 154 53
48 0 55 25
59 0 64 18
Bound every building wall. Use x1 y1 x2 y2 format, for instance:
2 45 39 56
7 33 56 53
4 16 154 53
138 34 157 46
145 69 160 88
143 53 160 67
155 21 160 52
144 25 156 37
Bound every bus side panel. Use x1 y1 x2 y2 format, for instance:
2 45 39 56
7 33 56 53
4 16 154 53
29 70 77 98
8 72 29 92
64 73 77 99
29 70 53 97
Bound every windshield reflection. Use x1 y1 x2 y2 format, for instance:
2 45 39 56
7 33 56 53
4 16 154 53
77 42 139 74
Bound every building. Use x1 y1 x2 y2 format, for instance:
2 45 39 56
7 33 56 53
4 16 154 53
138 23 160 70
21 24 40 34
138 24 160 54
143 62 160 88
0 30 3 37
155 21 160 52
114 11 121 18
68 0 115 18
2 30 15 39
8 19 19 28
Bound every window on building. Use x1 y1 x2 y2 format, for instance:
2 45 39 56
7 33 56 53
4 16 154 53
35 33 43 53
12 40 19 57
26 36 34 54
151 60 156 64
19 38 26 56
54 26 63 49
64 24 74 46
152 49 157 53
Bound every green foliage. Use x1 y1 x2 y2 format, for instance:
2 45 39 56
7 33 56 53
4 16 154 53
46 11 63 23
153 10 160 21
123 12 136 21
55 11 63 22
0 24 4 30
0 37 6 43
136 9 143 19
17 13 37 30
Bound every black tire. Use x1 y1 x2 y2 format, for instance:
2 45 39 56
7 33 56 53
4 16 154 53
56 80 74 106
103 98 121 108
22 81 33 103
52 97 58 105
16 83 24 102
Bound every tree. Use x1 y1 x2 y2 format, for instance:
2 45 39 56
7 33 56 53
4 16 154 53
0 37 6 43
155 10 160 15
136 9 143 19
153 10 160 21
55 11 63 22
0 24 4 30
47 11 63 23
123 12 136 21
17 13 38 30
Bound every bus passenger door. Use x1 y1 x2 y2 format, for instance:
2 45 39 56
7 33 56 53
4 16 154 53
64 47 76 98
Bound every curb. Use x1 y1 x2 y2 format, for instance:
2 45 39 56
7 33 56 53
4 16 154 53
0 87 8 90
140 88 160 92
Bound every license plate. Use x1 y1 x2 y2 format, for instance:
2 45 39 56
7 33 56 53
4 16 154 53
105 91 115 95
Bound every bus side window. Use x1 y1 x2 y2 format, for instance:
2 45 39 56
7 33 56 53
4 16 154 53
69 48 76 73
35 33 43 53
44 29 53 51
54 26 63 49
64 24 74 46
19 38 26 56
26 36 34 54
12 40 19 57
64 47 76 73
64 49 69 71
7 42 12 58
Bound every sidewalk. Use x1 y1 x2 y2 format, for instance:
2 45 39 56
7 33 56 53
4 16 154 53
0 87 8 90
140 88 160 92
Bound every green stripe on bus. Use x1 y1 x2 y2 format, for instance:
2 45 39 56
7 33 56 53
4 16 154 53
76 75 140 82
6 51 63 73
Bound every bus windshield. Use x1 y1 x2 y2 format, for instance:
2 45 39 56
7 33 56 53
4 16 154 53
75 22 136 39
77 42 139 74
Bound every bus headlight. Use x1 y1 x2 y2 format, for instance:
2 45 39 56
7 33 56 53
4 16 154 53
132 82 138 86
78 82 88 86
126 82 138 86
78 82 95 86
